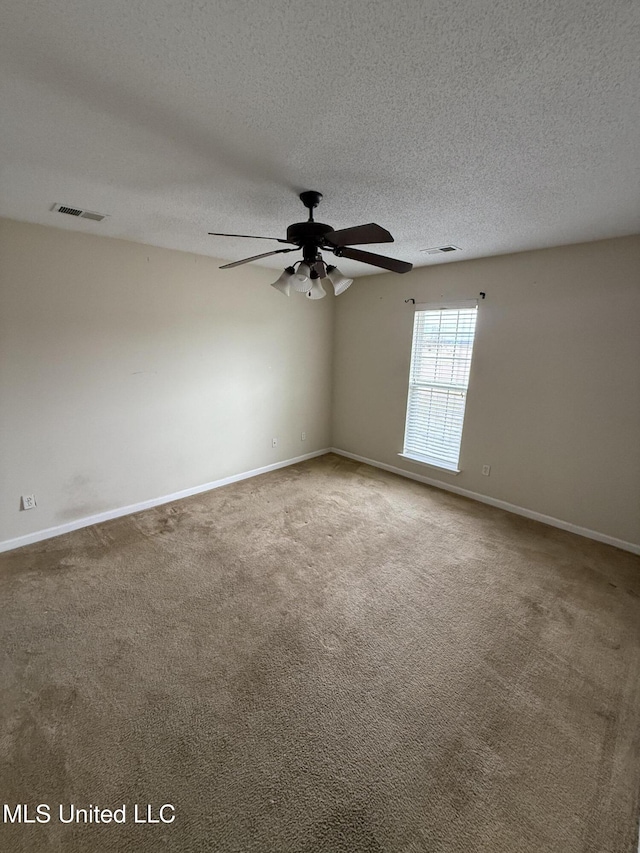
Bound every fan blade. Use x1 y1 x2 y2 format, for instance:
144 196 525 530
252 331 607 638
209 231 291 243
219 248 297 269
324 223 393 247
312 259 327 278
336 247 413 274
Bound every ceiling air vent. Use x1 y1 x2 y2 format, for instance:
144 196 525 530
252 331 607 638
52 203 108 222
420 245 461 255
57 205 82 216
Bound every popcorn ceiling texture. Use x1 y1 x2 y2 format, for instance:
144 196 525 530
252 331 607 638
1 454 639 852
0 0 639 275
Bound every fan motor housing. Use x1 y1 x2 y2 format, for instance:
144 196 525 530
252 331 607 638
286 221 333 246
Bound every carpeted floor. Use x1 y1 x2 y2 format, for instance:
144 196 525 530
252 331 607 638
1 453 639 852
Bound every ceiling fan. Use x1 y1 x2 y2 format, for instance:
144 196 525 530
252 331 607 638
208 191 413 299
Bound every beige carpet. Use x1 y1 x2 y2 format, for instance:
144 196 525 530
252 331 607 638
1 453 639 852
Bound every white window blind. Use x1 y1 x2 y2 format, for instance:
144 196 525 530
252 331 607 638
402 303 478 472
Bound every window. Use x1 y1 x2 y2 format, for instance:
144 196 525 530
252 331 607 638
402 302 478 472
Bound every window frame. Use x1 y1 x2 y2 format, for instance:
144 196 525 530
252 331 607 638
400 300 478 474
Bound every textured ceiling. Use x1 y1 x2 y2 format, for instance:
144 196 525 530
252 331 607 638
1 0 639 276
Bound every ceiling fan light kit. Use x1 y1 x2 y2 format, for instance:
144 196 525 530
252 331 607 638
291 262 314 292
270 267 296 296
306 275 327 300
209 191 413 300
326 265 353 296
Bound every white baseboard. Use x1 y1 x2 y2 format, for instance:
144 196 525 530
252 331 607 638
3 447 638 557
0 449 332 554
331 448 640 556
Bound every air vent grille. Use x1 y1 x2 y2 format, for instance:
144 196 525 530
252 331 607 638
421 245 461 255
52 204 108 222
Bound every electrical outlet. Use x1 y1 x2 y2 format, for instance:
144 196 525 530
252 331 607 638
272 438 278 448
21 494 37 510
301 431 306 441
482 465 491 476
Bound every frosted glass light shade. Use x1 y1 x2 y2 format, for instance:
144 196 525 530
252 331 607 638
292 262 312 292
326 266 353 296
270 268 294 296
306 278 326 299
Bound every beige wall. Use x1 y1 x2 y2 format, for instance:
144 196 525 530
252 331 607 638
0 219 333 544
332 235 640 548
3 220 639 551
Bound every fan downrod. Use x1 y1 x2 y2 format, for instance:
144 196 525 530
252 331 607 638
299 190 323 218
